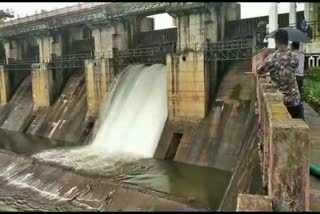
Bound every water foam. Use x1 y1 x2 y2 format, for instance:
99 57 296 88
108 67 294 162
33 64 168 171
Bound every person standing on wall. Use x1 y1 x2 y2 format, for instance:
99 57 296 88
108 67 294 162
253 29 304 120
291 42 305 100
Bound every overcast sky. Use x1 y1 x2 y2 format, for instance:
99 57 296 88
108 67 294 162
0 2 305 30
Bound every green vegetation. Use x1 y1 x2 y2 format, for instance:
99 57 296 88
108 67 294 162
304 68 320 112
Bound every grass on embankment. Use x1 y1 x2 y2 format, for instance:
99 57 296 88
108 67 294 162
304 68 320 113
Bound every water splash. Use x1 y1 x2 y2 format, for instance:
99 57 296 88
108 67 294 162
33 64 168 171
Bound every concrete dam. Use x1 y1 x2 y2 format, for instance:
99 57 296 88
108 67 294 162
0 2 314 212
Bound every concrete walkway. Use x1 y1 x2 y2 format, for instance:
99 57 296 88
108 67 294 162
304 103 320 211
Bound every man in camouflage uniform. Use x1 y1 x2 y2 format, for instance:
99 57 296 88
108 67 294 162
255 29 304 119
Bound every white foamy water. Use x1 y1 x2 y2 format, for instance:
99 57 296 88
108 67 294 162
33 64 168 170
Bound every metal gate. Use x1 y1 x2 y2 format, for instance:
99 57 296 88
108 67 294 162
205 39 253 61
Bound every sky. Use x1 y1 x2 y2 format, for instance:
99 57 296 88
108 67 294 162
0 2 305 30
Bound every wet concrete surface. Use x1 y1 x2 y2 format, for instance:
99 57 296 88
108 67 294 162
0 148 230 211
27 72 92 143
0 76 33 132
0 129 79 156
0 126 232 211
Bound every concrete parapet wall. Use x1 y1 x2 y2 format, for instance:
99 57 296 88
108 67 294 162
0 65 10 105
85 58 114 120
31 63 54 111
254 53 310 211
166 51 208 121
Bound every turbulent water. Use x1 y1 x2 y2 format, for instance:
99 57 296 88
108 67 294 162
33 64 168 171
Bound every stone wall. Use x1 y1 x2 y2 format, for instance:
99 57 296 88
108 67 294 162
253 53 310 211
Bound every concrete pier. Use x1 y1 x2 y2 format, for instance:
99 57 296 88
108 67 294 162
31 63 54 111
167 51 208 121
268 3 278 49
289 3 296 27
0 66 10 105
85 58 114 120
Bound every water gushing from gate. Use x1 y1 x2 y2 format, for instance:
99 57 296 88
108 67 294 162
33 64 168 171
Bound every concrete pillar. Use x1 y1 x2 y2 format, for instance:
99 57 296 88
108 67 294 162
52 33 63 57
84 58 114 120
205 8 219 44
126 17 154 48
176 13 207 51
91 22 128 59
289 3 297 27
305 3 311 22
92 26 114 58
3 39 22 63
220 4 226 41
175 5 219 51
3 42 10 64
37 32 63 63
268 3 278 49
0 65 10 105
167 51 208 121
31 63 54 111
37 37 53 63
139 17 154 32
226 3 241 21
305 2 318 23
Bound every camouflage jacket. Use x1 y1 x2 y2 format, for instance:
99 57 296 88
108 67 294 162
257 48 301 107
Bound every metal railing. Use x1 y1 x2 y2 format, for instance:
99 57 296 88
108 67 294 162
205 39 253 61
5 57 39 71
0 39 253 71
51 52 92 69
114 43 176 58
113 39 253 65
